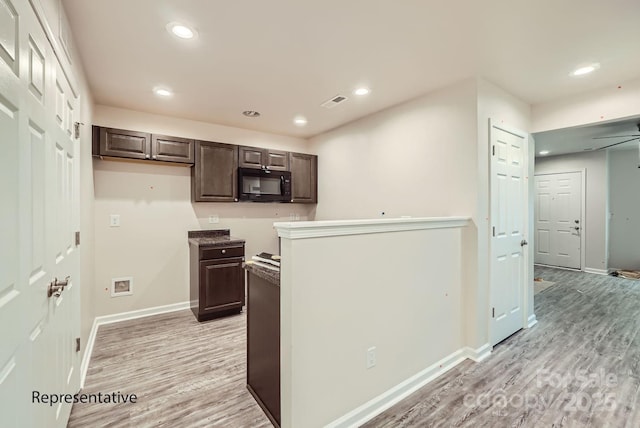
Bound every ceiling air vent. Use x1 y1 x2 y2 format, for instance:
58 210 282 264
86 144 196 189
321 94 349 109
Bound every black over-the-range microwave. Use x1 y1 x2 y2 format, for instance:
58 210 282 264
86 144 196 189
238 167 292 202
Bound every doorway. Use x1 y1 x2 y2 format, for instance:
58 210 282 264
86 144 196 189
489 121 529 346
534 172 583 270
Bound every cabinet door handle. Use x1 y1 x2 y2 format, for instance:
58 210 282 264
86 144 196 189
221 249 226 254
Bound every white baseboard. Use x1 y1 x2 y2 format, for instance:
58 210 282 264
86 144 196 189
527 314 538 328
80 301 190 388
462 343 492 362
325 344 491 428
584 268 609 276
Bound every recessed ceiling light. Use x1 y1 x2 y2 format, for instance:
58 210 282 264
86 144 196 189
153 87 173 97
167 22 197 39
539 150 550 155
294 117 307 126
571 63 600 77
354 87 370 96
242 110 261 118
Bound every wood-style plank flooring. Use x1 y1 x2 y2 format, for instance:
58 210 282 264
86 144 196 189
70 267 640 427
364 266 640 427
68 310 271 428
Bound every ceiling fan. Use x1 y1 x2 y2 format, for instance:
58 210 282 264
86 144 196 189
591 122 640 150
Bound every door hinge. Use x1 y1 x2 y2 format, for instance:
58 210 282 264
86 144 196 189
75 231 80 246
492 226 495 237
74 122 84 140
492 145 495 156
492 307 495 318
76 337 81 353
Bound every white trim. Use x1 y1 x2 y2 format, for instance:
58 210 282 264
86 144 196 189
584 268 609 275
325 344 490 428
80 317 99 388
274 217 470 240
527 314 538 328
79 301 190 387
462 343 492 362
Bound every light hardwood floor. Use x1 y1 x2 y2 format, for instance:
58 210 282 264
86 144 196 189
364 266 640 427
68 310 271 428
70 267 640 427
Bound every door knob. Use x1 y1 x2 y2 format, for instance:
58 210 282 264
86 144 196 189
48 276 70 298
520 239 528 247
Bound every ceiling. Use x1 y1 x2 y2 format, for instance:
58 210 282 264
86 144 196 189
534 116 640 157
62 0 640 139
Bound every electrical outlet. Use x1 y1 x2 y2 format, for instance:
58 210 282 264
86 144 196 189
289 213 296 220
208 215 219 224
109 214 120 227
366 346 376 369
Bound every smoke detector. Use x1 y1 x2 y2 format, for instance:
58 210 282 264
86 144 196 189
321 95 348 109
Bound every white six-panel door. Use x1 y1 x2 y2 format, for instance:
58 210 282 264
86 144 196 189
490 121 528 346
0 0 80 426
534 172 582 269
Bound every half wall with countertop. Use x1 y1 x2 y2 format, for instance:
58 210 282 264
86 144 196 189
274 217 487 428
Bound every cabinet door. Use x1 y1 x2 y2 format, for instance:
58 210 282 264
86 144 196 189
99 127 151 160
239 146 265 169
266 150 289 171
290 152 317 203
200 258 244 312
151 134 194 164
239 147 289 171
193 140 238 202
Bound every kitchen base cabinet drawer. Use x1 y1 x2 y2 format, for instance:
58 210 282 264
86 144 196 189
200 245 244 260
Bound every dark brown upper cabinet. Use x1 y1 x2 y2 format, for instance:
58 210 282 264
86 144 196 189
151 134 195 163
92 126 194 165
192 140 238 202
239 146 289 171
290 152 317 203
97 127 150 160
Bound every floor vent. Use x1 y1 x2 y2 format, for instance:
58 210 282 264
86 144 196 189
321 94 348 109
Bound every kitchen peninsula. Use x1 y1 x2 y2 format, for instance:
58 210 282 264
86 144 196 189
245 261 281 427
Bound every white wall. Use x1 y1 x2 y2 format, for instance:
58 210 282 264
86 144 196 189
92 106 313 316
532 76 640 133
309 79 477 220
535 150 609 271
278 221 468 427
609 148 640 270
302 78 533 425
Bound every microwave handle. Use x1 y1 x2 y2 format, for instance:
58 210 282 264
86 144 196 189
280 175 284 195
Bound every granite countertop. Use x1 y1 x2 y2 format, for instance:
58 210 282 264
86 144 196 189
244 261 280 285
188 229 245 247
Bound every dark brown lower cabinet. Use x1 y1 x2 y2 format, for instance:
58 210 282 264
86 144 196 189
190 243 245 321
247 271 280 427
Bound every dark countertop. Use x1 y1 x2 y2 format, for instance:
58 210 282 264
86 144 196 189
188 229 245 247
245 261 280 285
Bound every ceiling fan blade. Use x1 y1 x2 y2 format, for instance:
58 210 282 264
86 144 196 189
595 137 640 150
592 134 640 139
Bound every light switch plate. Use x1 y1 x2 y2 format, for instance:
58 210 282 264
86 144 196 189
110 214 120 227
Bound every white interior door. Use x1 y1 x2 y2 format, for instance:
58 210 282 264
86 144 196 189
490 121 528 346
0 0 80 426
534 172 582 269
